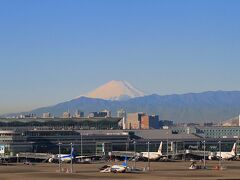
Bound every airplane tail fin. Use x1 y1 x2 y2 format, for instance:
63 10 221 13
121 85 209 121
231 143 237 154
157 141 163 154
71 146 74 158
121 156 127 167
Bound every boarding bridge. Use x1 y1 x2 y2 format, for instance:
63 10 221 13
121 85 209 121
0 152 53 163
185 150 211 156
17 152 52 159
16 152 53 162
110 151 140 158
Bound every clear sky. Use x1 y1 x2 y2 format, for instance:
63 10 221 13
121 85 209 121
0 0 240 114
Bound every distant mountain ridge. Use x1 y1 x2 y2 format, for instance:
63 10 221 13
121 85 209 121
3 90 240 123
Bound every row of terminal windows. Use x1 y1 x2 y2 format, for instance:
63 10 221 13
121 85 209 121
204 130 240 132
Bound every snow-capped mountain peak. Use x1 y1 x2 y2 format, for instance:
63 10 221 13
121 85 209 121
84 80 145 100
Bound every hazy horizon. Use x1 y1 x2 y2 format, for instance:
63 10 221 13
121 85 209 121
2 82 240 115
1 0 240 113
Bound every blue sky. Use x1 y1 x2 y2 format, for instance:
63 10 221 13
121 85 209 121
0 0 240 113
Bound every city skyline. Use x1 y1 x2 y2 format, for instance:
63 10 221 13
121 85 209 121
1 0 240 113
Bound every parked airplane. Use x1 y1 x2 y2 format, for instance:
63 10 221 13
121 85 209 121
209 143 237 160
49 147 101 163
49 147 74 163
100 157 128 173
140 142 164 161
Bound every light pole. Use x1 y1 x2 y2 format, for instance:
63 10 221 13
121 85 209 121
58 142 61 173
183 141 186 161
166 131 169 160
16 154 19 164
238 130 240 157
3 134 5 163
218 140 221 167
125 141 128 153
70 142 73 173
80 132 83 157
175 141 177 156
133 141 136 168
203 140 206 169
147 141 150 171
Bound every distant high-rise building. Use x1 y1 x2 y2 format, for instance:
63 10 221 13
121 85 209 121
42 112 51 118
117 109 127 129
127 112 145 129
127 112 159 129
88 110 111 118
102 109 111 117
62 112 71 118
159 120 174 128
18 114 25 119
88 111 107 118
141 115 159 129
18 114 36 119
117 109 126 118
75 110 84 118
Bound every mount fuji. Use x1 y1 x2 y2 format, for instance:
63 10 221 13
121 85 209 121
82 80 145 101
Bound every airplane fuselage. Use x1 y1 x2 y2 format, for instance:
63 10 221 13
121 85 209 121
141 152 161 160
215 152 235 160
110 165 127 173
209 143 237 160
57 154 73 162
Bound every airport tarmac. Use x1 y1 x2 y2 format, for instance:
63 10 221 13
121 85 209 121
0 161 240 180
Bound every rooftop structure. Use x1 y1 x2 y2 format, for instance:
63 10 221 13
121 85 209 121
127 112 159 129
75 110 84 118
0 117 122 130
42 112 51 118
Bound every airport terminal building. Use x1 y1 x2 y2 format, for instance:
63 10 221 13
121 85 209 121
0 117 239 158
